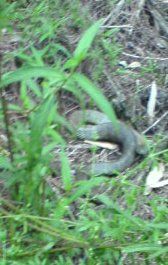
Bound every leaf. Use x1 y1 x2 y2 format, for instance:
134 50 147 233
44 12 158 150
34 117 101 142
144 163 166 195
0 0 12 31
20 81 33 109
147 81 157 123
30 46 46 66
0 155 11 170
64 19 103 69
54 43 71 58
69 177 106 203
0 67 64 89
27 79 43 98
147 222 168 230
74 19 103 58
60 149 72 191
123 243 163 253
98 195 144 226
84 140 118 150
149 247 168 259
30 97 54 140
73 73 117 123
26 96 55 165
48 128 66 146
152 179 168 188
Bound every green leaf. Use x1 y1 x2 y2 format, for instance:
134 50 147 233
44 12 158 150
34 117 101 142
64 19 103 69
0 155 11 170
64 57 80 70
123 243 163 253
30 97 54 142
74 19 103 58
0 67 64 89
27 79 43 98
0 0 13 31
149 247 168 259
48 128 66 146
73 73 117 123
69 177 106 202
30 46 46 66
20 81 33 109
146 222 168 230
98 194 144 227
27 96 55 165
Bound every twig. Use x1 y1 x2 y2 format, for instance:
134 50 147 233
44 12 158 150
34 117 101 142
123 52 168 61
143 111 168 134
1 92 14 162
101 24 132 29
103 0 126 26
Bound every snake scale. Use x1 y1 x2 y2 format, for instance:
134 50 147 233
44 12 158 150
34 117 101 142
70 110 148 176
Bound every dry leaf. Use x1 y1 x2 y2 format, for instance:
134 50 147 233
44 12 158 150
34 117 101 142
144 163 166 195
127 61 141 69
84 140 118 150
147 81 157 123
151 179 168 188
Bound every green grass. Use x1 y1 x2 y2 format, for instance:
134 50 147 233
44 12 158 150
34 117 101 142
0 1 168 264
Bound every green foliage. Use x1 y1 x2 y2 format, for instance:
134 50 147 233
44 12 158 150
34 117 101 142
0 67 64 89
65 19 103 70
73 73 117 122
60 149 73 191
0 0 167 264
0 0 14 31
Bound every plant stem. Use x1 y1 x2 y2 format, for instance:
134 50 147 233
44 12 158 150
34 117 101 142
0 52 14 163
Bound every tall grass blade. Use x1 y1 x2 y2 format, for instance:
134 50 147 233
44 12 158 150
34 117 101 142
47 128 66 146
149 247 168 259
98 194 144 226
64 19 103 69
74 19 103 58
123 243 164 253
0 67 64 89
69 177 106 202
73 73 117 122
27 96 55 165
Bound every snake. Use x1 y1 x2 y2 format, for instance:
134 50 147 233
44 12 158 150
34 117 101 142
70 110 148 176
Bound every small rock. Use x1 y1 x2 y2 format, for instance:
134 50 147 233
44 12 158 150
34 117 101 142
127 61 141 69
1 28 7 34
118 60 127 68
126 42 134 50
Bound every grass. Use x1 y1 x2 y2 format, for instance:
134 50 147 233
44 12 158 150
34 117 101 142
0 0 168 264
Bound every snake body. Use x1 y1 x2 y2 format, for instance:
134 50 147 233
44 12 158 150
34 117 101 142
70 110 148 176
